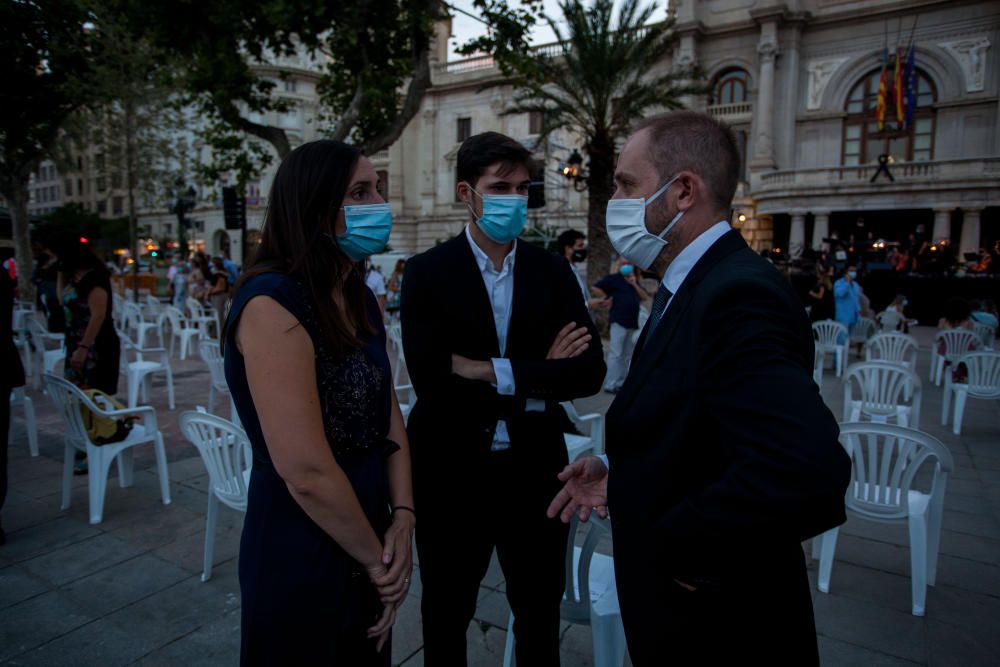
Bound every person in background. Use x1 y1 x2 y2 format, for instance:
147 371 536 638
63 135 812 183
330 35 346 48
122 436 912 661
223 254 240 286
224 139 412 664
833 265 861 336
188 254 208 303
32 247 62 331
879 294 911 333
971 299 998 329
807 264 835 322
365 261 387 316
557 229 609 310
387 259 406 313
592 258 649 393
171 262 189 310
167 254 182 284
208 257 231 335
1 267 26 545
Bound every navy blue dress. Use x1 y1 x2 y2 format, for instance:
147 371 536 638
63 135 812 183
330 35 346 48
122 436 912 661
225 272 395 666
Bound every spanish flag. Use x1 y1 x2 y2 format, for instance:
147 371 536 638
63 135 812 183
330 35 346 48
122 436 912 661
875 48 889 131
894 47 905 128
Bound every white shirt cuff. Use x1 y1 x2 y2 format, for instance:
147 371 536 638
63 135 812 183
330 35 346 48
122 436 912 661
596 454 610 470
492 358 516 396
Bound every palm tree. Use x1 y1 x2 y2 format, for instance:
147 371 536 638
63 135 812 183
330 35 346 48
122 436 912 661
469 0 704 281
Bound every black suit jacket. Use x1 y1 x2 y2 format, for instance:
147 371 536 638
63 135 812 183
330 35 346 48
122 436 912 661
401 234 606 502
606 230 850 663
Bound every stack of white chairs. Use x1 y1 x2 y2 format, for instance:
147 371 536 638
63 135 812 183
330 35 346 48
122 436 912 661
120 332 175 410
843 361 922 428
43 373 171 524
562 401 605 463
503 516 625 667
199 339 236 422
814 422 952 617
941 351 1000 435
162 305 201 360
849 316 878 350
812 320 849 383
9 387 39 457
972 322 995 349
179 410 251 582
12 303 34 378
931 329 981 387
186 297 218 340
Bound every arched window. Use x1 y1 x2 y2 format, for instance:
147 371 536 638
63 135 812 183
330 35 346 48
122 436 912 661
842 65 936 166
712 69 752 105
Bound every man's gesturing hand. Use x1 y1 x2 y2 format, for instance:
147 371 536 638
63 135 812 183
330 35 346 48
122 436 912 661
547 456 609 523
547 322 592 360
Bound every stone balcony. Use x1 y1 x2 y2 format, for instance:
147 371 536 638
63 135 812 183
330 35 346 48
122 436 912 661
707 101 753 124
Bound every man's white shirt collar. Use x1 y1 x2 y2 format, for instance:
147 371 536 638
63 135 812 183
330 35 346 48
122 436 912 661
660 221 731 293
466 224 516 275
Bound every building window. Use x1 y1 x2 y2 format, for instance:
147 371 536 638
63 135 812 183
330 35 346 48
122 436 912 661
97 176 106 192
528 111 544 135
457 117 472 143
283 78 297 93
77 178 84 196
711 69 752 105
376 170 389 199
165 223 172 235
77 156 83 170
843 66 936 165
65 179 72 197
112 196 124 215
97 200 107 215
111 172 123 189
95 153 105 171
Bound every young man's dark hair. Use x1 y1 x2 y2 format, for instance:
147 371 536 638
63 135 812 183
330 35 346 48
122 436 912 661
456 131 534 186
557 229 586 255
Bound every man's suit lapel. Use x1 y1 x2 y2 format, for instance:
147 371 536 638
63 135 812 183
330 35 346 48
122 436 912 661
455 234 502 357
611 230 748 413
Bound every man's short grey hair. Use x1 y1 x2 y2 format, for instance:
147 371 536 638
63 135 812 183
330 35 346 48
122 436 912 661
635 111 741 213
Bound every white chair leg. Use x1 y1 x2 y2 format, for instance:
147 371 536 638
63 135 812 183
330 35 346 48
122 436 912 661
142 374 153 404
19 391 39 457
202 493 218 582
502 610 516 667
953 389 968 436
817 527 840 594
926 504 944 587
153 433 171 505
116 448 135 488
61 439 75 510
87 445 114 525
127 370 141 408
941 376 951 425
165 367 175 410
592 612 627 667
208 385 216 415
908 514 928 616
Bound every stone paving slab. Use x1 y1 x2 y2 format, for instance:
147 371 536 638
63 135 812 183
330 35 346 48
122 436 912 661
1 327 998 665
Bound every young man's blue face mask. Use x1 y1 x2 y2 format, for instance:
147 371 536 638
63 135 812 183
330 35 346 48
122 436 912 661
464 183 528 244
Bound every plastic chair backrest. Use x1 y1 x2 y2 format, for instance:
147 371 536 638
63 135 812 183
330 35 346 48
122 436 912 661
865 332 918 367
179 411 251 512
42 373 104 451
164 305 186 331
561 515 612 624
936 329 981 362
144 295 162 317
812 320 848 347
878 309 903 331
956 351 1000 398
186 297 205 319
972 322 995 348
850 317 878 342
843 362 921 422
199 340 229 392
838 422 952 522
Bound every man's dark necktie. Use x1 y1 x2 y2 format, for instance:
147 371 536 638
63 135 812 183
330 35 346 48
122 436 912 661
647 285 674 333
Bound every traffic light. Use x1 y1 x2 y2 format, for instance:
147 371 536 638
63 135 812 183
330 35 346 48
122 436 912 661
223 186 247 231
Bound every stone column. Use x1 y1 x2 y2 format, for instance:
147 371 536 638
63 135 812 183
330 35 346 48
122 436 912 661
959 207 983 255
932 207 952 242
789 212 807 258
751 22 779 170
812 212 831 250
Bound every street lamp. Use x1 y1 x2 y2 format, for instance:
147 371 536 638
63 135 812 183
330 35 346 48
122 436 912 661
559 149 588 192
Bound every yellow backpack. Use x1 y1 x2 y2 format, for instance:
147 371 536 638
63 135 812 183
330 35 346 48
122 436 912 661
80 389 137 445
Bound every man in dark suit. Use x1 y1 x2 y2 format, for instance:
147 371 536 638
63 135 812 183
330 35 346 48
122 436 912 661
401 132 606 665
548 112 851 664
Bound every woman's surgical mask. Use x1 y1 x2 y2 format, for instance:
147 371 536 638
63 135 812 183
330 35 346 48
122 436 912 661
329 203 392 261
464 184 528 244
605 174 684 270
619 264 634 276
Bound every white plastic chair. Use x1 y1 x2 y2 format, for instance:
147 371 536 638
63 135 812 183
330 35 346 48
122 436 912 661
813 320 849 380
163 305 200 360
562 401 605 462
9 386 39 457
931 329 980 387
865 332 919 399
849 316 878 348
815 422 952 616
186 297 218 340
199 339 235 420
120 333 175 410
877 309 903 332
143 295 164 321
386 322 414 421
26 316 65 390
43 373 171 524
503 516 625 667
123 300 161 349
942 351 1000 435
843 362 922 429
179 410 251 582
972 322 995 349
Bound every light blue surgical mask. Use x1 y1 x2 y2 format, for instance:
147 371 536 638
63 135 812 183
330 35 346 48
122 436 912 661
465 185 528 244
848 271 857 280
620 264 634 276
328 203 392 261
902 299 909 307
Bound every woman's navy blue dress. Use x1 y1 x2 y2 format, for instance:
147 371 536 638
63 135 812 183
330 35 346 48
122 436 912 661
225 272 395 666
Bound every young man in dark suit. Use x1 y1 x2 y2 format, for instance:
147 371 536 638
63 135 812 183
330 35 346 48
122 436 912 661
548 112 851 665
401 131 606 665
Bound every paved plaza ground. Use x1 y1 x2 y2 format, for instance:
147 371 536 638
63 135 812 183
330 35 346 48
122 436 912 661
1 326 998 666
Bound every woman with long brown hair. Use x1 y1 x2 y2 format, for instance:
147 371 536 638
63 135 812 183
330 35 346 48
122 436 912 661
224 140 413 665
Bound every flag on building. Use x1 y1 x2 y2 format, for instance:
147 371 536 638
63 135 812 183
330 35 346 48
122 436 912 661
894 46 905 128
875 48 889 131
903 43 917 129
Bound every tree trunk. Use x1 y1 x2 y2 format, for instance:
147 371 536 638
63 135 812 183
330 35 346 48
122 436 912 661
585 133 616 285
7 178 37 303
